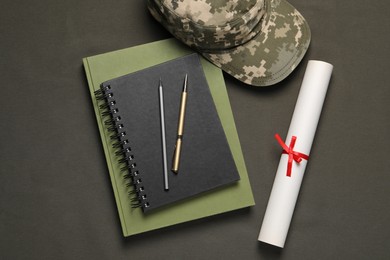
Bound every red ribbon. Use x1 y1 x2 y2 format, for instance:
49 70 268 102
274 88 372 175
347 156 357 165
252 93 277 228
275 134 309 177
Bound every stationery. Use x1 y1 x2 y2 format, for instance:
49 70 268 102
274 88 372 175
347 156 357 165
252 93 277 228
94 53 240 212
172 74 188 173
158 78 169 190
83 38 255 236
258 60 333 247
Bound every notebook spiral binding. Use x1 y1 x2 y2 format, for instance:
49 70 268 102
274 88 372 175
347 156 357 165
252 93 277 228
95 85 150 210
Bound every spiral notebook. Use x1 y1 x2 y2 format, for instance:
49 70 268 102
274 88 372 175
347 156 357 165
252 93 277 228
83 38 254 236
95 53 240 212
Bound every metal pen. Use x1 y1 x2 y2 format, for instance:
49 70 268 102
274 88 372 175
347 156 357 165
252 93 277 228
158 78 169 190
172 74 188 174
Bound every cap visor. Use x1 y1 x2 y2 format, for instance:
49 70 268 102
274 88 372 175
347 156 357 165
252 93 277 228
202 0 311 86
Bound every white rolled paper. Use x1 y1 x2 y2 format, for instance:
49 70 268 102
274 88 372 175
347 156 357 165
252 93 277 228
258 60 333 248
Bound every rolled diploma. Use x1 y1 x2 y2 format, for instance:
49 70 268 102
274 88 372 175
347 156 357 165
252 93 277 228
258 60 333 248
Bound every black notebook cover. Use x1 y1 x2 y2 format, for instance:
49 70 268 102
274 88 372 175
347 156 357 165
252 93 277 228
97 53 240 212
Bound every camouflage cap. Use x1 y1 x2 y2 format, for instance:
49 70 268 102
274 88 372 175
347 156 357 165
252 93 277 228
147 0 311 86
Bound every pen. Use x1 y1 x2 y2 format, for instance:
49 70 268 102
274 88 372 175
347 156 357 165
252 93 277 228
158 78 169 190
172 74 188 174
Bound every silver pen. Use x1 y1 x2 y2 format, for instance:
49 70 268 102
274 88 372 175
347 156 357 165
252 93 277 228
158 78 169 190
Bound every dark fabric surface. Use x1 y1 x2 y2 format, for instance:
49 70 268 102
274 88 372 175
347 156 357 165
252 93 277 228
1 0 389 259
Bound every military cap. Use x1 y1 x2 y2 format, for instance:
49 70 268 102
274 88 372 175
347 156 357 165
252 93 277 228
147 0 311 86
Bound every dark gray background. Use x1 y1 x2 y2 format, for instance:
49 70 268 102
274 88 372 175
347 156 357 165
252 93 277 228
1 0 389 259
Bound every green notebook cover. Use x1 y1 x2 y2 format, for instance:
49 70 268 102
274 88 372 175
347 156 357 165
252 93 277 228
83 38 255 237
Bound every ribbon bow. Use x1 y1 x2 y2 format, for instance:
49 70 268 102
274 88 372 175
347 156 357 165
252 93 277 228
275 134 309 177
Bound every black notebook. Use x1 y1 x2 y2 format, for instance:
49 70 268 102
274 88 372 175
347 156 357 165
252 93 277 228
95 53 240 212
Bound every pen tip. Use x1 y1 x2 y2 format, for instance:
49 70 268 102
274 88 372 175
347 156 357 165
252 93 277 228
183 74 188 91
159 77 162 87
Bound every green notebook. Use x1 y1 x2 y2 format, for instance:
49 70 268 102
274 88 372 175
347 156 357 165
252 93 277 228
83 38 255 236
